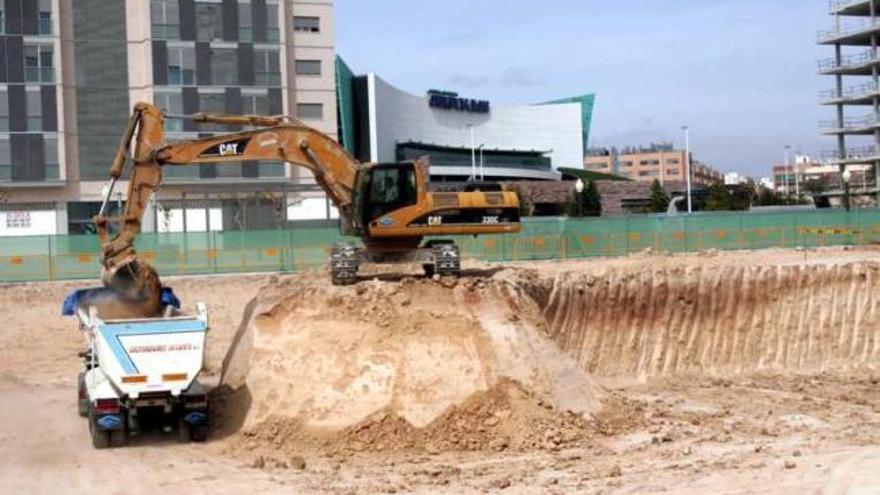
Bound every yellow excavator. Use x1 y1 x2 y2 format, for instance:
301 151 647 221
94 103 520 314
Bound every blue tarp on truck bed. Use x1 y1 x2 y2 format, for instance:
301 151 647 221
61 287 181 316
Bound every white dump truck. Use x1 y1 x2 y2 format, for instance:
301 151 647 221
63 288 209 448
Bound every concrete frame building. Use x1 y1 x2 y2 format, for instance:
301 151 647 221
584 144 723 187
818 0 880 196
0 0 337 236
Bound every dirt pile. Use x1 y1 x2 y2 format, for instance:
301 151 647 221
219 274 602 454
505 261 880 380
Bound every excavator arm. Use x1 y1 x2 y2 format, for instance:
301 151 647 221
94 102 360 310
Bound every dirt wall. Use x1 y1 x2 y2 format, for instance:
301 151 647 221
511 262 880 380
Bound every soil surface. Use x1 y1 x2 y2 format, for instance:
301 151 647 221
1 247 879 494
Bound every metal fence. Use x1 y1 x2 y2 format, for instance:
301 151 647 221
2 209 879 283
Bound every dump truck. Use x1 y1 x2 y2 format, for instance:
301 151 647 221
93 103 521 316
63 287 209 448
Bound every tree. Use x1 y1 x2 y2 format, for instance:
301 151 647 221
648 179 670 213
704 183 732 211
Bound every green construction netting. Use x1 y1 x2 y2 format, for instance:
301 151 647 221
1 210 878 283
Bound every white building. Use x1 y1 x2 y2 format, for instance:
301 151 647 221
336 65 595 183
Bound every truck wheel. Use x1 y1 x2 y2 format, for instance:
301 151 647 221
177 418 192 443
110 429 126 448
88 408 111 449
191 425 208 442
77 373 88 418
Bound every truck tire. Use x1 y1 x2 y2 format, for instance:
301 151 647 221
191 425 208 442
177 418 192 443
88 407 111 449
77 373 88 418
110 429 126 448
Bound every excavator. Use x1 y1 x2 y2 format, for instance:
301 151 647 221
94 102 521 315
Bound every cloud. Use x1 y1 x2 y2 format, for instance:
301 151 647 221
447 73 490 88
498 66 547 88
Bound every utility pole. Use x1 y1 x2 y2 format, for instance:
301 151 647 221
682 126 692 213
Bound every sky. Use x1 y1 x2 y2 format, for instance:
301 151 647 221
335 0 835 178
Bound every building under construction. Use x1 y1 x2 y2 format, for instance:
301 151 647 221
819 0 880 197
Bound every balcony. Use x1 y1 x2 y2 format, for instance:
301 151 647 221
820 81 880 105
821 145 880 163
818 50 880 75
830 0 872 16
818 19 880 45
820 114 880 134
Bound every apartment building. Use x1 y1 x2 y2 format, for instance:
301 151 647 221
584 144 723 187
0 0 337 236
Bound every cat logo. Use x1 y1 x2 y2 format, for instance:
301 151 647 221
199 138 251 158
219 143 240 156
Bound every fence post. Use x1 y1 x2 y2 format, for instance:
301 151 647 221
47 235 54 281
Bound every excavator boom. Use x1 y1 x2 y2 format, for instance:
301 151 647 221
96 102 519 310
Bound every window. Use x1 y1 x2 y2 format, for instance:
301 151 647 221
0 137 9 181
297 103 323 120
254 49 280 85
210 47 238 85
293 16 320 33
0 6 4 34
154 90 183 131
26 88 42 131
367 165 417 221
639 170 659 177
200 91 227 131
619 161 633 168
667 159 680 165
665 168 679 176
238 2 252 41
295 59 321 76
266 2 280 42
24 43 53 83
38 0 52 35
44 137 59 180
151 0 180 39
196 2 223 41
167 45 195 85
242 91 269 115
640 160 660 166
0 89 8 132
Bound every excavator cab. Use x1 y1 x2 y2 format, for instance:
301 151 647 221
351 162 421 236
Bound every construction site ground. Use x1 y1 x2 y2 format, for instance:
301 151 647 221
1 247 879 494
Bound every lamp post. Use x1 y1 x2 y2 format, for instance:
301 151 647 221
682 126 692 213
843 168 852 211
478 144 485 181
467 124 476 181
784 145 791 199
575 179 585 217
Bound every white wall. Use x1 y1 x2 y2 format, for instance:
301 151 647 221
0 210 58 236
370 75 583 170
156 208 223 233
288 197 339 220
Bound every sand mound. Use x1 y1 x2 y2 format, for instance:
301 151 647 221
219 275 602 453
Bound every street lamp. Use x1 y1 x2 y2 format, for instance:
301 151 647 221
478 144 486 181
574 179 585 217
843 168 852 211
575 178 585 194
682 126 692 213
466 124 476 181
783 145 791 199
